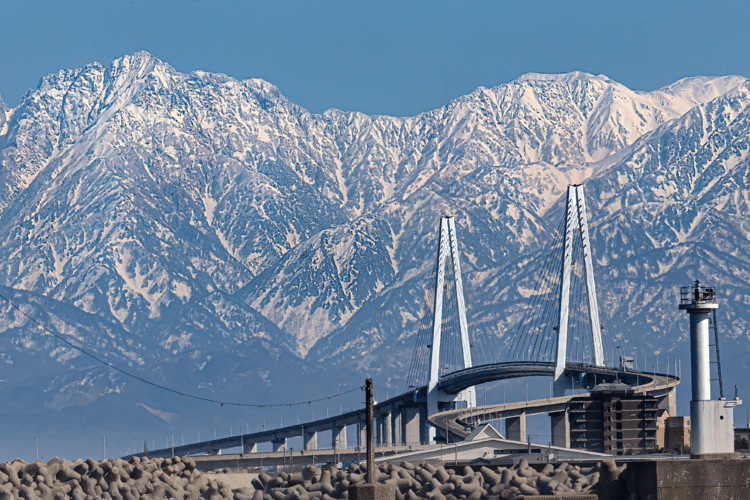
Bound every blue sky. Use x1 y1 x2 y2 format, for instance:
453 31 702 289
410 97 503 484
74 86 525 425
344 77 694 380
0 0 749 116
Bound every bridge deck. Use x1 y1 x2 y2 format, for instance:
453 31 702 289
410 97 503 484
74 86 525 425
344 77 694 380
129 362 678 460
430 369 679 440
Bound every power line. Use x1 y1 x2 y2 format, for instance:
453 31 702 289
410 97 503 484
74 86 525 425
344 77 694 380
0 291 364 408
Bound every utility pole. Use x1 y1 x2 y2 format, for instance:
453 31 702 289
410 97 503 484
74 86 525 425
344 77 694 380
366 379 375 484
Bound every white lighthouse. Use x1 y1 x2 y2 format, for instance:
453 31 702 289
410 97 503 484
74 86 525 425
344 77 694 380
679 280 741 458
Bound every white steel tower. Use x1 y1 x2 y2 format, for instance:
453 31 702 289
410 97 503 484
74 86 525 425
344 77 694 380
679 280 740 458
426 216 476 443
553 184 605 396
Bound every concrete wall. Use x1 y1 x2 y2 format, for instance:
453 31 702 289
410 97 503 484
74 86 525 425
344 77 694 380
624 459 750 500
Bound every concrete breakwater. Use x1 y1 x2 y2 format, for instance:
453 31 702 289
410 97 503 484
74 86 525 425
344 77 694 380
0 456 253 500
249 459 605 499
0 455 609 500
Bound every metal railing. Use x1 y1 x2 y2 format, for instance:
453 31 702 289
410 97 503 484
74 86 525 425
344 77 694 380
680 280 716 306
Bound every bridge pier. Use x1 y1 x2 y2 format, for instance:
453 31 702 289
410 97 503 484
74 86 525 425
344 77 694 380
381 411 392 445
505 413 526 442
243 441 258 453
392 411 402 445
356 422 366 449
332 423 347 449
303 430 317 451
659 387 677 416
550 410 570 448
402 407 422 445
271 438 287 452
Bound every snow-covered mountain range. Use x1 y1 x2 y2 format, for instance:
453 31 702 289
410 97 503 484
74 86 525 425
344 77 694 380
1 51 749 459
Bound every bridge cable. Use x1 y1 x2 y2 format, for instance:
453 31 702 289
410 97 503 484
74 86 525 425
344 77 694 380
595 257 635 366
534 215 566 361
415 257 440 385
448 270 460 374
568 244 586 363
508 215 566 362
0 291 364 408
542 233 565 361
530 228 564 362
507 244 550 362
405 249 441 390
454 248 502 367
575 224 636 368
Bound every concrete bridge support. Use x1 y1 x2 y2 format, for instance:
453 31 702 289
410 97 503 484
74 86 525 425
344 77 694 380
303 430 317 451
392 411 402 445
420 406 429 445
271 438 287 452
505 413 526 442
381 412 392 445
332 423 347 450
550 410 570 448
356 422 366 449
403 407 422 445
243 441 258 453
377 415 385 446
658 387 677 416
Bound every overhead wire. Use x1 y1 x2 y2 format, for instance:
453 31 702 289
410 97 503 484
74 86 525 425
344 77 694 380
0 291 364 408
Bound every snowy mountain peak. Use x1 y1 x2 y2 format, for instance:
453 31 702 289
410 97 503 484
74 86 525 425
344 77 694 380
0 94 7 135
514 70 607 84
1 55 750 459
648 75 750 115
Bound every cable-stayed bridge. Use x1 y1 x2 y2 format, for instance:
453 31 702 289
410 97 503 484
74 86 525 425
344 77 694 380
134 185 679 459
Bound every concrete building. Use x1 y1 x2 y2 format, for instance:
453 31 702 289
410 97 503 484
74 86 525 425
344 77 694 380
567 383 665 455
375 423 610 464
666 416 691 454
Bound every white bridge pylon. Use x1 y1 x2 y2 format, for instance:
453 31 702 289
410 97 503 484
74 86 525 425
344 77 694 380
553 184 605 396
427 216 476 443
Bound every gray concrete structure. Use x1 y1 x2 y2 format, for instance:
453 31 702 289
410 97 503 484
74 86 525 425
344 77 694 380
505 414 526 442
303 429 317 451
382 413 392 446
356 422 366 449
623 459 750 500
332 423 347 450
550 410 570 448
391 411 402 445
271 438 287 452
402 407 422 445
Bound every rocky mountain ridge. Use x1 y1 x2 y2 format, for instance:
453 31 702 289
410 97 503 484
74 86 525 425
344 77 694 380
0 51 749 459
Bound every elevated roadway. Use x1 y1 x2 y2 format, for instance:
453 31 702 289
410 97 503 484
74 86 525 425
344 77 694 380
128 361 678 460
430 367 680 445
